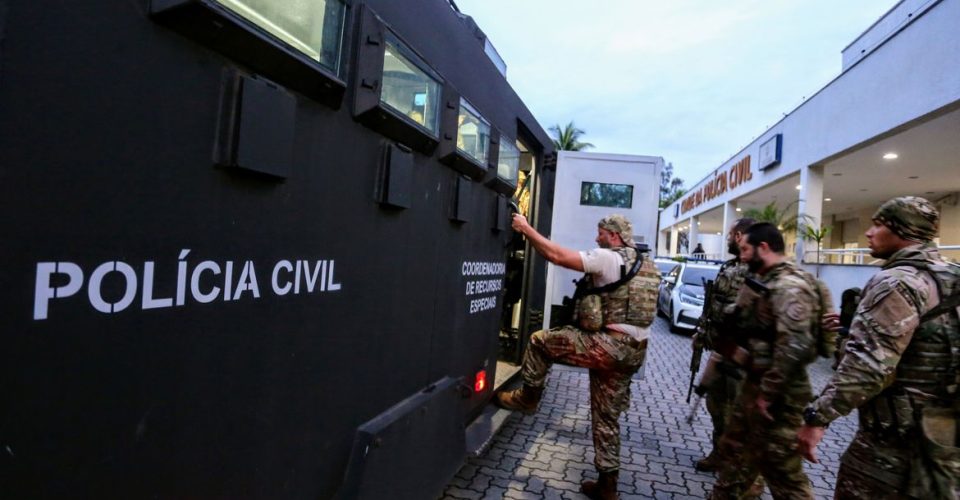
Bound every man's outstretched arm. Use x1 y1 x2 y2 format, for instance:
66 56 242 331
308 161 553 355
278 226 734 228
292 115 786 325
512 214 584 272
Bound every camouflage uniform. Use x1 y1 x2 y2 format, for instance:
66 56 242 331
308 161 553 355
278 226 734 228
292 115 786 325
805 197 960 499
498 214 660 498
710 261 821 499
522 246 660 473
702 258 750 452
522 324 647 471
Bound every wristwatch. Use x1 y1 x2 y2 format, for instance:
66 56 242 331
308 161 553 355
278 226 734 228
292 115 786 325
803 406 826 427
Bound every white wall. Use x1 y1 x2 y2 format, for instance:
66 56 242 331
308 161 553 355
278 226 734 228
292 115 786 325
694 233 724 258
938 194 960 245
543 152 662 326
842 0 941 70
800 263 881 310
658 0 960 231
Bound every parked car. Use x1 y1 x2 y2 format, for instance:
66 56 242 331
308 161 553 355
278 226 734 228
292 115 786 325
657 261 721 332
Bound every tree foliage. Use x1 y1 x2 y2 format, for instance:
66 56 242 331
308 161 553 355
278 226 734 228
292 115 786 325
799 224 832 246
581 182 633 208
549 121 594 151
659 162 686 209
800 224 833 266
741 200 812 233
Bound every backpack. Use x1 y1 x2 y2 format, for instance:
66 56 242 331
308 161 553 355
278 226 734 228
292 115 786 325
794 269 837 359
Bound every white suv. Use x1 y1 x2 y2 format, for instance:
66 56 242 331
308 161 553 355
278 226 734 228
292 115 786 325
657 261 721 332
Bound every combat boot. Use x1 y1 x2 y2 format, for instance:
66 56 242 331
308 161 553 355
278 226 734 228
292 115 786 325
695 450 722 472
581 470 619 500
494 384 543 415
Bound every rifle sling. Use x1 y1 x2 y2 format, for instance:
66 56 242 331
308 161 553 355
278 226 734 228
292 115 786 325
574 248 644 299
884 260 960 323
921 293 960 323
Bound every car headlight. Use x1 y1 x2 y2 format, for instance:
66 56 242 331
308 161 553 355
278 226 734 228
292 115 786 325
678 285 704 306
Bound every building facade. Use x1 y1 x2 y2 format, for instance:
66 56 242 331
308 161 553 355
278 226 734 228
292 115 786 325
658 0 960 278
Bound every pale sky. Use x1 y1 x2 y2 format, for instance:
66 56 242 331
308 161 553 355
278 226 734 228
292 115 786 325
452 0 898 187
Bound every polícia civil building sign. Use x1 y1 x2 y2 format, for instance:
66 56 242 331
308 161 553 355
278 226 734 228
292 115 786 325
680 155 753 215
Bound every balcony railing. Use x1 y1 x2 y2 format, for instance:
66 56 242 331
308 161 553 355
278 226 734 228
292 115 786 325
804 245 960 265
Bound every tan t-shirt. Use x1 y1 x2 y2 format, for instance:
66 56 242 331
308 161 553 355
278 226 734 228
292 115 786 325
579 248 648 341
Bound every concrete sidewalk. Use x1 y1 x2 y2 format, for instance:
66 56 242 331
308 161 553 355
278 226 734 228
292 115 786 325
441 317 858 499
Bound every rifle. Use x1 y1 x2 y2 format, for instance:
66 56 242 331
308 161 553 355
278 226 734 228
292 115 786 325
743 276 770 298
687 339 703 404
687 277 766 423
554 277 589 327
556 247 647 328
686 353 744 424
687 278 715 404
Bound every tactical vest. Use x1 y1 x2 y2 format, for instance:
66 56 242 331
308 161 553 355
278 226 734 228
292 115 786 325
706 258 745 326
866 258 960 419
848 254 960 496
703 258 746 349
738 263 824 375
574 247 660 331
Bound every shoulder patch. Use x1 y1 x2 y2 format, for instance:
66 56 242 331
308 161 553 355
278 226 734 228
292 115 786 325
785 299 810 322
772 274 816 322
862 268 927 309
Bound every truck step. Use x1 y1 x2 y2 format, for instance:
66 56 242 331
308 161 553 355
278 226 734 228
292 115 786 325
464 401 517 457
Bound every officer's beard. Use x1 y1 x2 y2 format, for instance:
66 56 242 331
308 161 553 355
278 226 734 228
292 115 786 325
727 240 740 256
746 253 764 273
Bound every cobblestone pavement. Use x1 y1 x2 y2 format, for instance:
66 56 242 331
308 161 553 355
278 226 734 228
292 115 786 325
441 317 858 499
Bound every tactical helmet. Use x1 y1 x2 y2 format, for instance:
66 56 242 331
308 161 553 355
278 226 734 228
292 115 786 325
872 196 939 243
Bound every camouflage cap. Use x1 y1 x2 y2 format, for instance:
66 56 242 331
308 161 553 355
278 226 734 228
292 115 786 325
598 214 635 246
872 196 939 243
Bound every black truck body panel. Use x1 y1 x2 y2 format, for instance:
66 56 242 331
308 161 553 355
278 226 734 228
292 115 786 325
0 0 555 497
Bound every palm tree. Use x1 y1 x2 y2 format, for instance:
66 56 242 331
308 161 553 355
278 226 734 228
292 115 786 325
800 224 832 268
550 121 594 151
659 162 686 209
742 200 812 233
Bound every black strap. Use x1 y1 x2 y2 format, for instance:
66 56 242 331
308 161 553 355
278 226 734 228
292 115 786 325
921 293 960 322
574 247 645 299
882 260 960 323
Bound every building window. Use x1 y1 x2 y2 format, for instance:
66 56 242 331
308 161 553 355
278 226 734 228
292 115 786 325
580 182 633 208
497 140 521 187
456 99 491 166
216 0 346 73
381 38 441 134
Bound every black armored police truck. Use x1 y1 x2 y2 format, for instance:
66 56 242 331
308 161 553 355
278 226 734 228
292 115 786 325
0 0 557 497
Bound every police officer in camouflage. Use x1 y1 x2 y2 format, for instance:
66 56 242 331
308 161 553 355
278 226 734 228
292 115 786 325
709 222 824 500
695 217 754 471
496 213 660 500
798 196 960 499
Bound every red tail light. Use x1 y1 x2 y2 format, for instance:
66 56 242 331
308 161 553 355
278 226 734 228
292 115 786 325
474 370 487 393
